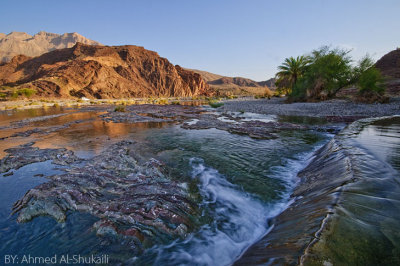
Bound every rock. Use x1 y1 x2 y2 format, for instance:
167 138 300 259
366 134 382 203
182 114 307 139
93 220 118 237
11 140 199 250
0 142 81 173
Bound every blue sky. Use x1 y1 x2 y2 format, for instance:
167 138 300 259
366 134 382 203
1 0 399 80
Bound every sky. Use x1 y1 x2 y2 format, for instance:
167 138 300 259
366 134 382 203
1 0 399 81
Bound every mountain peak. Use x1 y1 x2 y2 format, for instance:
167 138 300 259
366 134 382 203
0 31 101 62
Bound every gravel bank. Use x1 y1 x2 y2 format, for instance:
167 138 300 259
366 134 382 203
220 97 400 118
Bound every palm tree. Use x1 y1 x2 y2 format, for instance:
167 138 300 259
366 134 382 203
275 56 309 90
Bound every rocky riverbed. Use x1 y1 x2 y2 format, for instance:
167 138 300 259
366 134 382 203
4 140 199 254
1 100 400 264
221 97 400 121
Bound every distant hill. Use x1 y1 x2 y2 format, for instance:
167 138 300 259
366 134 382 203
0 31 101 62
187 69 275 96
337 48 400 98
375 48 400 79
375 48 400 96
185 69 225 83
0 43 212 99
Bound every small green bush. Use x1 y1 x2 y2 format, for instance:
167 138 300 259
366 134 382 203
19 88 36 98
155 98 169 105
114 105 126 112
208 100 224 108
357 67 385 95
12 88 37 99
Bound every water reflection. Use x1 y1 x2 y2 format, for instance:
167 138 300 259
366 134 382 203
34 120 168 158
0 107 72 126
355 117 400 171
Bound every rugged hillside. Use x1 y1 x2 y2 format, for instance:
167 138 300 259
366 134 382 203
375 48 400 78
185 69 224 83
0 31 101 62
0 43 212 99
257 78 276 89
188 69 275 96
375 48 400 96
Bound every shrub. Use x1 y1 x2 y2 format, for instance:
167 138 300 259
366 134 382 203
114 105 126 112
291 47 353 101
357 67 385 95
19 88 37 98
11 88 37 99
208 100 224 108
157 98 169 105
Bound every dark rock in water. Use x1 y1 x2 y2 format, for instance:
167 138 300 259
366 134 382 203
236 116 400 265
99 104 203 124
11 140 198 251
325 115 367 123
99 104 313 140
0 142 81 173
182 115 308 139
9 118 95 138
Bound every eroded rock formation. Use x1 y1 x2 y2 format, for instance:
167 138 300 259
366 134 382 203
0 43 212 99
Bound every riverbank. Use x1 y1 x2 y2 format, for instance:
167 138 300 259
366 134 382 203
221 97 400 120
2 97 400 120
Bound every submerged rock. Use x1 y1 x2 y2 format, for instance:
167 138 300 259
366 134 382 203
11 140 198 251
101 103 312 140
99 104 203 124
0 142 81 174
182 114 308 139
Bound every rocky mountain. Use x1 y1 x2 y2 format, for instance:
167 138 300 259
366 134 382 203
0 31 101 62
257 78 276 89
187 69 275 96
0 43 212 99
375 48 400 78
375 48 400 96
185 69 224 83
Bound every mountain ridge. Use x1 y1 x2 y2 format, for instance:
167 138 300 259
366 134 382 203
0 42 212 99
0 31 101 62
186 68 275 96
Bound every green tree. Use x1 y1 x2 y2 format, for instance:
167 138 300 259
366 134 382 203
357 67 384 94
352 55 374 82
290 46 353 100
276 47 386 102
354 55 386 101
275 56 310 95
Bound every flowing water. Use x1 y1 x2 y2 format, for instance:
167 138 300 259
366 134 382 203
7 106 395 265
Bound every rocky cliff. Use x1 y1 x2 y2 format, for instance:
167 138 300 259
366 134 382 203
0 43 212 99
0 31 101 62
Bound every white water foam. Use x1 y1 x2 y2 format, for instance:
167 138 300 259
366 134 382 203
141 142 327 266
